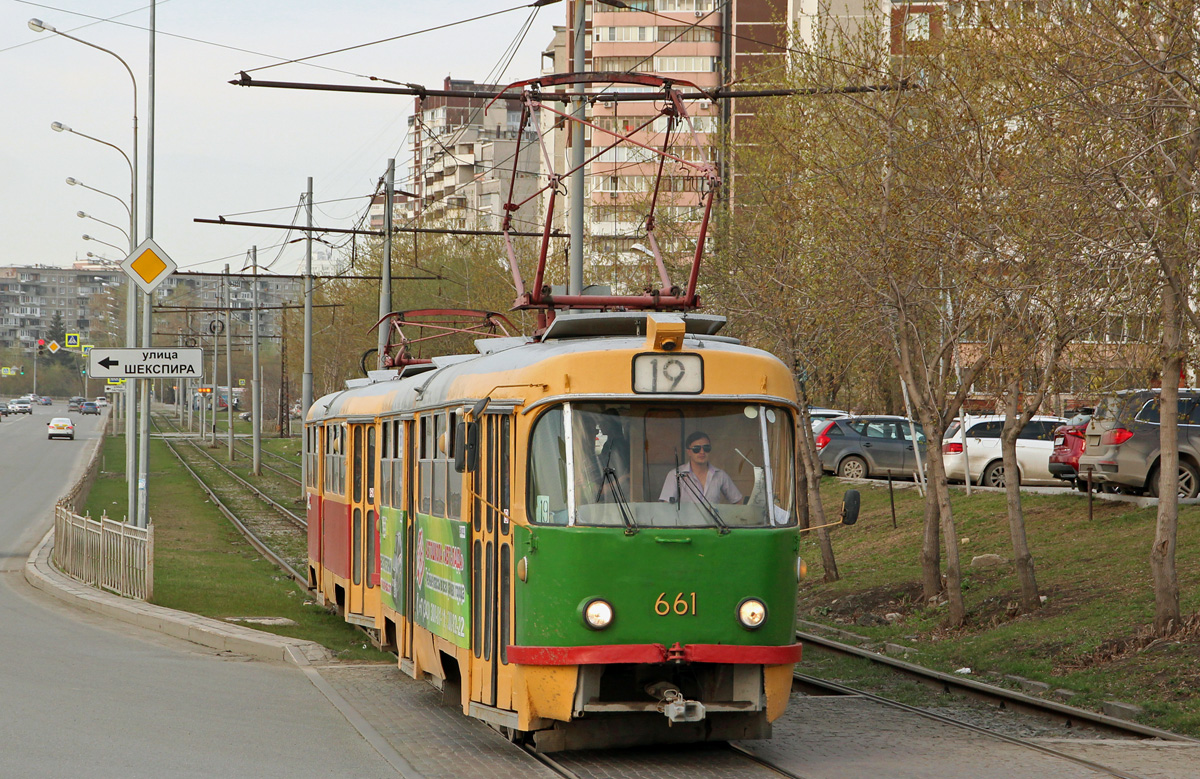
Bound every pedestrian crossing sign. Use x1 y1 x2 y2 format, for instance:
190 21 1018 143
66 333 80 348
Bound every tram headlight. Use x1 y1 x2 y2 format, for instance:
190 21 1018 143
583 598 614 630
737 598 767 630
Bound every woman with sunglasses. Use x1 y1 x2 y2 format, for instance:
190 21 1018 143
658 430 744 505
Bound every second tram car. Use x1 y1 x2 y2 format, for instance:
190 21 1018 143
305 311 833 750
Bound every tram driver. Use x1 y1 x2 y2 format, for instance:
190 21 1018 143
659 431 744 505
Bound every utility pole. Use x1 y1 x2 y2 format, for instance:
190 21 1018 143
378 160 394 369
225 263 234 461
301 176 313 496
136 0 157 530
568 0 586 296
211 275 220 446
249 246 261 475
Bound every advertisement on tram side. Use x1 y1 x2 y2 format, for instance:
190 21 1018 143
413 513 470 648
379 505 406 614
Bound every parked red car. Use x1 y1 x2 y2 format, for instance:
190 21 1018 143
1049 409 1094 491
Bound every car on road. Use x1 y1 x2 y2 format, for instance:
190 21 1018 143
814 415 927 479
1078 389 1200 499
1048 409 1094 490
40 396 52 405
80 401 100 416
93 396 109 408
942 414 1067 487
47 417 75 440
8 399 33 414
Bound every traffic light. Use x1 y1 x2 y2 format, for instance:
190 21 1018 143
19 365 24 375
37 338 45 356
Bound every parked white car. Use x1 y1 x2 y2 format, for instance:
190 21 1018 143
942 414 1067 487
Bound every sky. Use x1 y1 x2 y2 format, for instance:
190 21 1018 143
0 1 560 275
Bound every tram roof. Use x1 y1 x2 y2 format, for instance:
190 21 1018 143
307 312 783 423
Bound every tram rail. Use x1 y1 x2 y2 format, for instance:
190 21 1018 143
788 670 1153 779
795 625 1196 744
150 414 307 584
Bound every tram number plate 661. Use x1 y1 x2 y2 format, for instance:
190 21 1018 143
632 354 703 394
655 592 698 616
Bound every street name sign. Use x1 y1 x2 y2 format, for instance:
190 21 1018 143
122 237 177 295
89 348 203 379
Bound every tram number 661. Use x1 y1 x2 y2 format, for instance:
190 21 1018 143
633 353 703 394
655 592 698 616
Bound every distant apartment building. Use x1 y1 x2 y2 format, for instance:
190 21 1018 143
0 263 122 350
0 265 301 353
396 77 543 231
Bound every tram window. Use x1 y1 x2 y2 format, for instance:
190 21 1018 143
366 509 376 588
352 507 362 585
392 422 405 508
367 426 377 500
528 402 797 528
447 413 462 519
353 426 364 504
500 416 511 534
527 407 568 525
419 416 433 514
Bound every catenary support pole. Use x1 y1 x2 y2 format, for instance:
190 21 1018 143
301 177 313 498
250 246 261 475
225 264 234 461
378 160 394 369
568 0 586 296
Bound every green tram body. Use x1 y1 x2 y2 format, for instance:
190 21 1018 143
304 312 805 750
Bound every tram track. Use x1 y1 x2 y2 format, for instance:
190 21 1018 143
150 414 308 585
795 625 1195 743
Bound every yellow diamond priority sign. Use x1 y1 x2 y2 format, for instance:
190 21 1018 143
48 340 60 354
122 237 177 295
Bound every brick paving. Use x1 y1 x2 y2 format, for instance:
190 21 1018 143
314 664 557 779
736 695 1200 779
552 743 779 778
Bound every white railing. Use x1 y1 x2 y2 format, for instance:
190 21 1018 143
53 505 153 601
51 417 154 600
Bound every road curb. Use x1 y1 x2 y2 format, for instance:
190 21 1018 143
24 527 331 666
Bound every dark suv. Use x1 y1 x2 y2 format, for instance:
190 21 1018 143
1078 389 1200 498
814 415 926 479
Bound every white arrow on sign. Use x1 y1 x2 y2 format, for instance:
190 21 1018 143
89 347 203 379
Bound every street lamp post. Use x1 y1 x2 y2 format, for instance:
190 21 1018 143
35 17 143 527
77 211 130 245
82 233 125 254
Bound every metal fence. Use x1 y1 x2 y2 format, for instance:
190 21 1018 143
51 420 154 601
53 505 154 600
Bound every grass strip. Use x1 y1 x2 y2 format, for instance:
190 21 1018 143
802 478 1200 735
83 434 389 662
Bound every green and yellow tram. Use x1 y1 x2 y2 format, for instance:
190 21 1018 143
305 311 817 749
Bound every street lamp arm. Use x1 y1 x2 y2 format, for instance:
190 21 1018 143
55 124 134 183
67 178 132 221
78 211 131 244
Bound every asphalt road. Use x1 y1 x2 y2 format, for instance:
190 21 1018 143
0 408 397 777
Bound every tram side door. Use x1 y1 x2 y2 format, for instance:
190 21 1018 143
470 414 513 710
348 422 379 619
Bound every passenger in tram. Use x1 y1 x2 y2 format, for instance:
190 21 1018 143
658 431 744 505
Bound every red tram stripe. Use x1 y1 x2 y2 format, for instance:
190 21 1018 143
507 643 802 665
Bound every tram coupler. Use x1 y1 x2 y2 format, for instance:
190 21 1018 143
647 683 706 724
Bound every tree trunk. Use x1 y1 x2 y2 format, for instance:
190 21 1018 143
795 392 839 581
1001 384 1041 613
1152 282 1182 636
925 438 966 626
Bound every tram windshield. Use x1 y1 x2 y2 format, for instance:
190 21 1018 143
527 402 795 528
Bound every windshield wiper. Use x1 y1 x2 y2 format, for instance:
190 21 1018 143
673 448 730 534
595 451 638 535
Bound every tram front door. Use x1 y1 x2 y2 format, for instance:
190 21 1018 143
470 414 513 711
348 422 380 622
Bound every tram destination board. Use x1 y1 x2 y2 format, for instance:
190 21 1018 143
88 347 203 379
